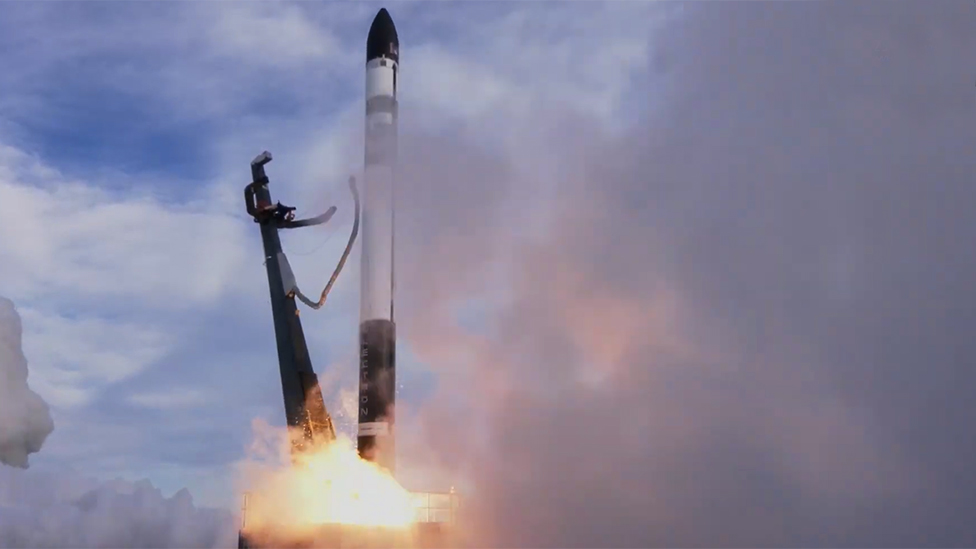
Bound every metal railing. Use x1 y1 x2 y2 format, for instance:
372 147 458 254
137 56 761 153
410 489 459 524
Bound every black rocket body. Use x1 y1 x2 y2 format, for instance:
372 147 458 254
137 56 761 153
358 8 399 473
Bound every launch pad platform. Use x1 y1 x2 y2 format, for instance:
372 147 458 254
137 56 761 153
237 490 461 549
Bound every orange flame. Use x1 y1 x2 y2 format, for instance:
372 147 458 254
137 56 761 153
237 421 415 536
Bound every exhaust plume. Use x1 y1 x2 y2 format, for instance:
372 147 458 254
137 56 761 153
233 420 416 545
0 297 54 469
391 2 976 547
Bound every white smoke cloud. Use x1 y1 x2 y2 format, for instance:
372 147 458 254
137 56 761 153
0 297 54 469
0 296 237 547
0 466 237 548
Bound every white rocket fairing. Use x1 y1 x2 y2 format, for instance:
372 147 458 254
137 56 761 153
358 7 399 474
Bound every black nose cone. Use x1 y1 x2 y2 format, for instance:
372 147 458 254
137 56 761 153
367 8 399 63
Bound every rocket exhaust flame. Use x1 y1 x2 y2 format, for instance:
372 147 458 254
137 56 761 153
238 423 415 533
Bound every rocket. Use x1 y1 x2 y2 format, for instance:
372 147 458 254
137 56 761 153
358 7 399 474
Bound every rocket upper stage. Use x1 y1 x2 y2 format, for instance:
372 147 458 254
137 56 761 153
361 7 397 322
367 8 399 64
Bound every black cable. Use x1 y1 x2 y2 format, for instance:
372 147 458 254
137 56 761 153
293 176 360 310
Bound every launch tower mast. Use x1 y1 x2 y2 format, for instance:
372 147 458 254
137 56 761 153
243 151 360 453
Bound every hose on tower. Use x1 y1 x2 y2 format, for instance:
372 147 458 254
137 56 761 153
293 176 360 310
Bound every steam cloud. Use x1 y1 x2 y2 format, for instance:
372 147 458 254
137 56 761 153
0 297 54 469
392 2 976 547
0 298 235 548
0 466 236 548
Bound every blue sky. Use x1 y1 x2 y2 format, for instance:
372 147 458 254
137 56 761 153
0 1 658 509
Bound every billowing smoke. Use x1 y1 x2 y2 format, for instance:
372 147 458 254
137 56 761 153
0 297 54 469
0 296 236 548
0 466 236 548
392 2 976 547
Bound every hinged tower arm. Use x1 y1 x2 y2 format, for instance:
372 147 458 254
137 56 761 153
244 151 358 452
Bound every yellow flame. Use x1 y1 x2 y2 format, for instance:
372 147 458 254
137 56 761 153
238 422 414 535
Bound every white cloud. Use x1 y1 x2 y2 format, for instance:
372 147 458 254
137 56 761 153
0 465 235 548
0 3 359 129
0 143 255 309
0 298 54 469
206 3 343 67
127 388 210 411
16 307 173 408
